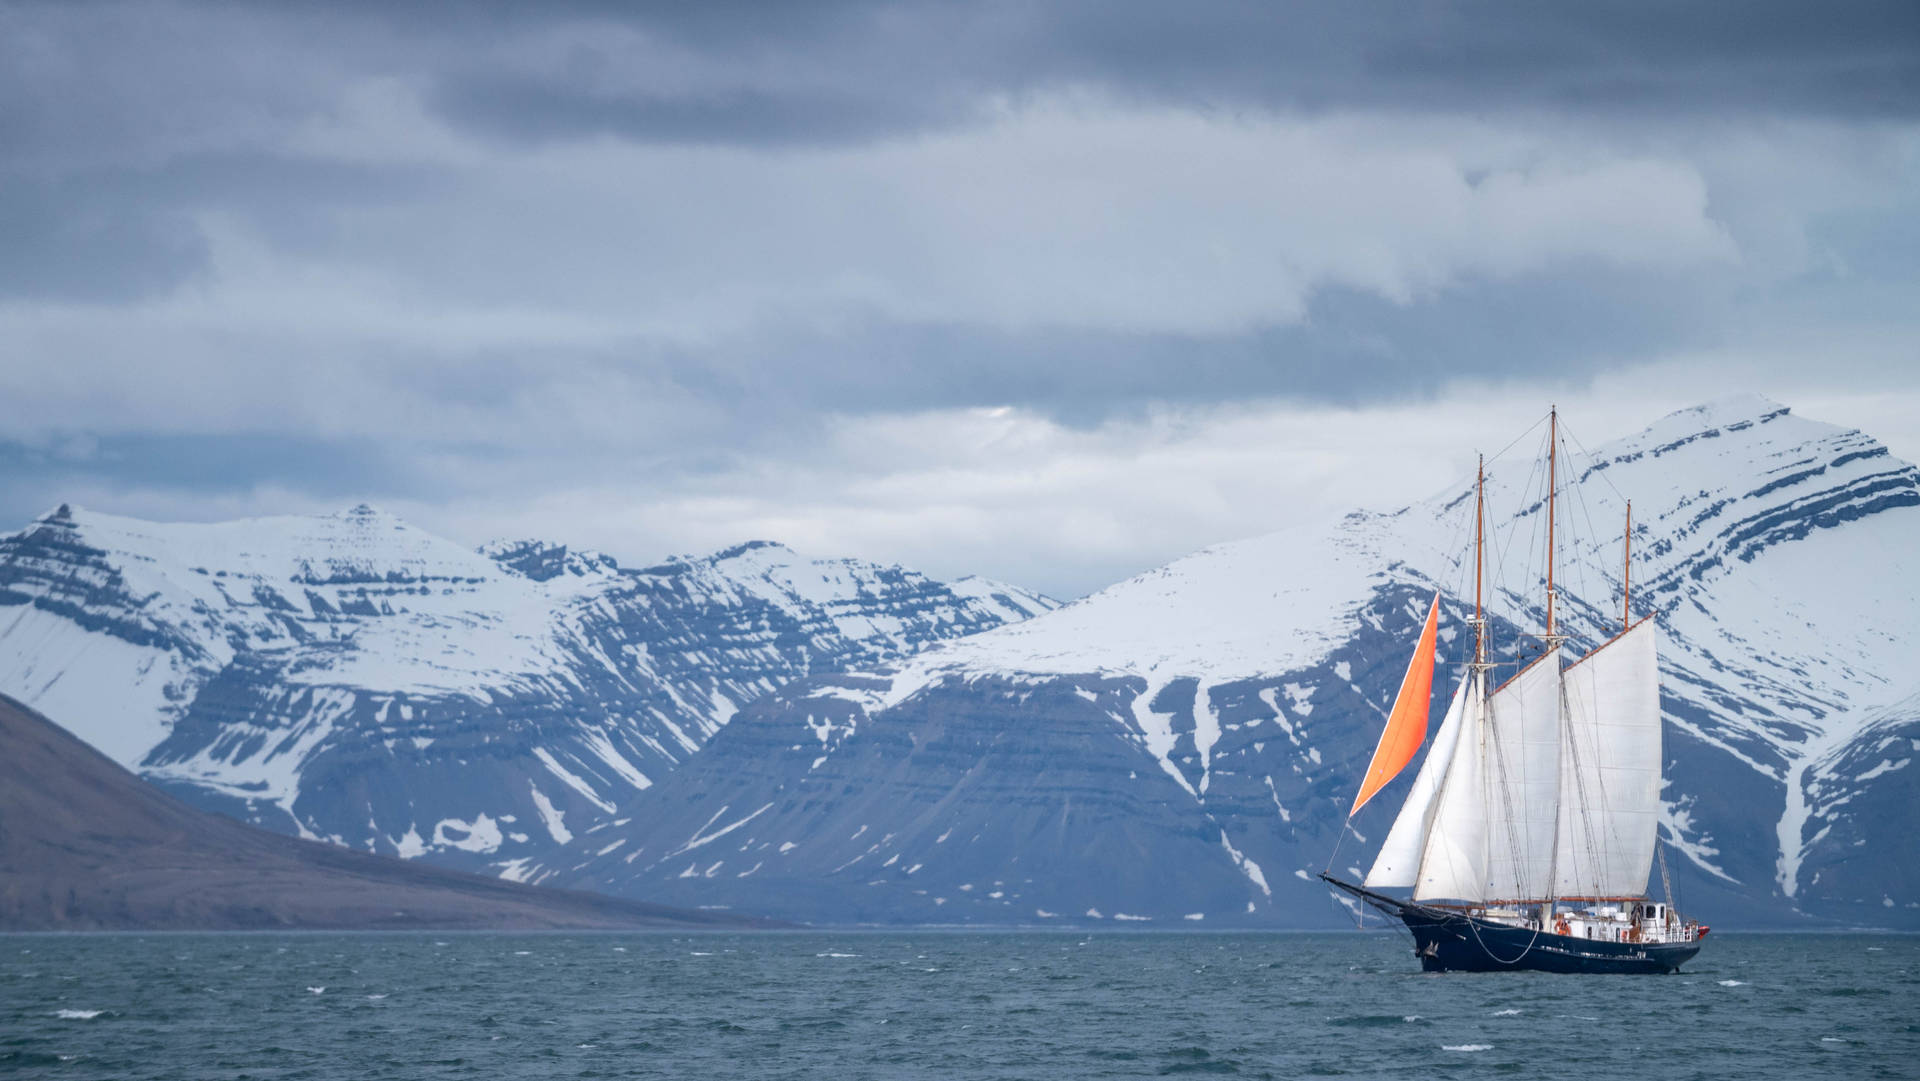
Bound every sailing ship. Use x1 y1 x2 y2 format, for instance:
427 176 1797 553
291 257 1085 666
1321 409 1708 974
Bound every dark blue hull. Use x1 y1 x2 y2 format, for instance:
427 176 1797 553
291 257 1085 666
1322 875 1702 974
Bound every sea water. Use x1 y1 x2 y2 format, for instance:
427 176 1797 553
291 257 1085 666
4 931 1914 1079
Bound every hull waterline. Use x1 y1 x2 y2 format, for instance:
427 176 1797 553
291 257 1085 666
1321 874 1702 974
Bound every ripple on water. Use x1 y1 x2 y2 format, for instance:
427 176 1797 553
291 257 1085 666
2 932 1911 1081
1328 1014 1407 1028
1159 1046 1240 1075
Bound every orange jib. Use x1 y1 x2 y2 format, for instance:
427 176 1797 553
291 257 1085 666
1348 593 1440 817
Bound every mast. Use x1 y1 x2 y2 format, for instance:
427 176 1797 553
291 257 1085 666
1474 454 1486 670
1543 407 1561 921
1545 406 1558 641
1622 500 1632 632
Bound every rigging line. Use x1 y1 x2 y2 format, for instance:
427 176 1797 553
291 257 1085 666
1485 530 1524 674
1564 432 1613 626
1560 419 1631 507
1466 418 1543 660
1482 411 1552 473
1563 437 1603 652
1435 473 1477 620
1484 473 1531 675
1497 434 1548 653
1485 688 1532 902
1560 672 1608 899
1324 817 1350 876
1396 408 1548 547
1506 425 1552 667
1442 465 1485 632
1465 911 1546 966
1538 418 1559 640
1503 425 1559 898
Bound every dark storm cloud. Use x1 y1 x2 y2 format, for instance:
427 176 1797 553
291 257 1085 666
0 153 446 303
650 261 1707 426
435 79 969 148
0 174 210 303
415 0 1920 148
0 432 401 499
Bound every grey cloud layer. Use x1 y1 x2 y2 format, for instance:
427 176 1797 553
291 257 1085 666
2 1 1917 594
420 0 1920 148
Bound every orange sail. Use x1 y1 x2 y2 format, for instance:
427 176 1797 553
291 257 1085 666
1348 593 1440 818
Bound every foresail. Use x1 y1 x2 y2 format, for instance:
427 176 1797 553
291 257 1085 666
1413 678 1487 902
1348 593 1440 817
1365 676 1467 888
1482 647 1562 901
1553 620 1662 898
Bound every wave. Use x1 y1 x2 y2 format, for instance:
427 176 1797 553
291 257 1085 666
1443 1044 1493 1052
54 1009 102 1020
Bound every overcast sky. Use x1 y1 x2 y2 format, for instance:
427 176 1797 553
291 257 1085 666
3 1 1917 597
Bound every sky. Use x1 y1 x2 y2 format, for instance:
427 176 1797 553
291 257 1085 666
3 1 1917 598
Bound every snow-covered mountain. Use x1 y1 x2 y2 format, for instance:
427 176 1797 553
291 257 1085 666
528 396 1920 928
0 505 1054 875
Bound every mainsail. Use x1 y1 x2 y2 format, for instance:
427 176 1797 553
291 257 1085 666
1481 648 1564 901
1554 619 1662 898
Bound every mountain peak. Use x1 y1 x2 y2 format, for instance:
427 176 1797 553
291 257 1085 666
480 538 619 581
709 540 795 562
1658 395 1789 437
337 502 402 524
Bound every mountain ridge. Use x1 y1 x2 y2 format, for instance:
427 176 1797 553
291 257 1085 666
0 506 1055 877
527 395 1920 928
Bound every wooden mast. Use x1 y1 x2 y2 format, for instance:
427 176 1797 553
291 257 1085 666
1622 500 1632 632
1543 410 1559 923
1546 406 1558 641
1474 454 1486 670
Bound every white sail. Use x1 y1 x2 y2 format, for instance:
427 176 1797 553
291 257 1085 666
1413 678 1488 902
1482 647 1563 901
1552 620 1662 898
1365 676 1467 888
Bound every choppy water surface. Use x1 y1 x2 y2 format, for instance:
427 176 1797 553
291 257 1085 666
5 931 1915 1079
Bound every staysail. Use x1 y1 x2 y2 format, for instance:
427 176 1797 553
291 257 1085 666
1364 676 1466 887
1553 619 1662 897
1348 594 1441 818
1413 676 1488 901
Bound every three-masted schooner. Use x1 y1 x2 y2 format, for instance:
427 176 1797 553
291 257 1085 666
1321 409 1708 974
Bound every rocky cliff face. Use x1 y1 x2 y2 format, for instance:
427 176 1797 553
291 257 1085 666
529 397 1920 928
0 507 1053 875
